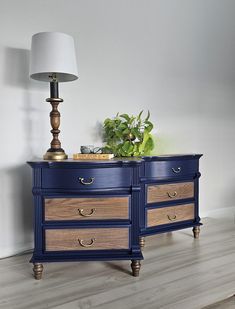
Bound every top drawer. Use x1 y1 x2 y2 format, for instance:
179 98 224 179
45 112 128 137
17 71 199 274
144 159 198 179
42 167 132 190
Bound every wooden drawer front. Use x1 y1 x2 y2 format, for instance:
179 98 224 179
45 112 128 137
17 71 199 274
42 167 131 190
147 182 194 204
147 203 195 227
45 228 129 251
44 197 130 221
145 159 198 178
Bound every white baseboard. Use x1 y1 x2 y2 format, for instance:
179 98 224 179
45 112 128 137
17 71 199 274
201 206 235 219
0 243 33 259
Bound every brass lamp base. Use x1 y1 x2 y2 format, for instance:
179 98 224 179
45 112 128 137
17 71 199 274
43 151 68 161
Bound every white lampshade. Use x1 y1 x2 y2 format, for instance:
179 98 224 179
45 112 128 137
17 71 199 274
30 32 78 82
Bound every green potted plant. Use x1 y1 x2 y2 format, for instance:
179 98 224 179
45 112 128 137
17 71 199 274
103 110 154 157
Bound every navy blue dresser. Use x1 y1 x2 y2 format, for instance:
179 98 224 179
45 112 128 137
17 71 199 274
28 154 202 279
139 155 202 248
28 159 143 279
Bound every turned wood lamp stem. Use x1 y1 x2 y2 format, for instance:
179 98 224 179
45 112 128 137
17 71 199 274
43 80 68 160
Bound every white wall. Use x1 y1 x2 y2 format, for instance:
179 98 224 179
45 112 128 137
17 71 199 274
0 0 235 258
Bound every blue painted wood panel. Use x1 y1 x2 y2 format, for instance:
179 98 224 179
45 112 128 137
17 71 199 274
42 167 132 189
144 159 198 178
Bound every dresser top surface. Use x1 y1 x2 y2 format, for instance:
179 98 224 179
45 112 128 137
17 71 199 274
27 154 202 168
143 154 203 161
27 157 142 168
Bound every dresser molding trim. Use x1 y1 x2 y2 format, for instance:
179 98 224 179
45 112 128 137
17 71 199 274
140 221 202 237
145 199 195 210
33 187 134 195
30 251 143 263
28 160 142 169
140 172 201 183
142 154 203 161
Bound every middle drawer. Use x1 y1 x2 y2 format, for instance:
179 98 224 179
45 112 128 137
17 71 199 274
147 181 194 204
44 196 130 221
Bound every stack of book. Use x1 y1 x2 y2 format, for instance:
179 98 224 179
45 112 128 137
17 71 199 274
73 153 114 160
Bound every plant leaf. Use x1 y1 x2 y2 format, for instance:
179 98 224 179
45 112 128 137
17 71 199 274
119 114 130 121
137 110 143 120
144 136 154 155
145 121 153 132
122 128 130 135
145 110 150 121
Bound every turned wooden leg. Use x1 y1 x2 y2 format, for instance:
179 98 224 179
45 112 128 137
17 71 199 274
131 260 141 277
33 263 43 280
193 226 200 239
139 236 145 249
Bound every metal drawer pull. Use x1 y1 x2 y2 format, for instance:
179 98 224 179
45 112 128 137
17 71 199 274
79 177 94 185
172 167 181 173
78 238 96 247
167 214 177 221
78 208 96 217
167 191 178 198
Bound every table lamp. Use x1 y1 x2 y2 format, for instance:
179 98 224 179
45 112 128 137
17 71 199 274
30 32 78 160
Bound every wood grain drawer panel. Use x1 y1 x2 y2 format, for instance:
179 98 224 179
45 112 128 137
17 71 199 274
44 197 130 221
45 228 129 251
147 203 195 227
147 182 194 204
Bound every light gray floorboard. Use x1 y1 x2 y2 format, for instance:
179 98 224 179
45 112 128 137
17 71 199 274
0 217 234 309
203 295 235 309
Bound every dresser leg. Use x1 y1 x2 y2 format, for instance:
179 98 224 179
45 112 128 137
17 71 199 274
33 263 43 280
139 237 145 249
193 226 200 239
131 260 141 277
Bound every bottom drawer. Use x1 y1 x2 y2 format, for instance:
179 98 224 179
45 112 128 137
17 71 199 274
45 228 129 251
147 203 195 228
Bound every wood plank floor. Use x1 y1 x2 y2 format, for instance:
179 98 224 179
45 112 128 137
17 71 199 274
203 295 235 309
0 217 234 309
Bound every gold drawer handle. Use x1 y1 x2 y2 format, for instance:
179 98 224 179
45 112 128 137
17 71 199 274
172 167 181 173
167 191 177 198
78 208 96 217
79 177 95 185
167 214 177 221
78 238 96 247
